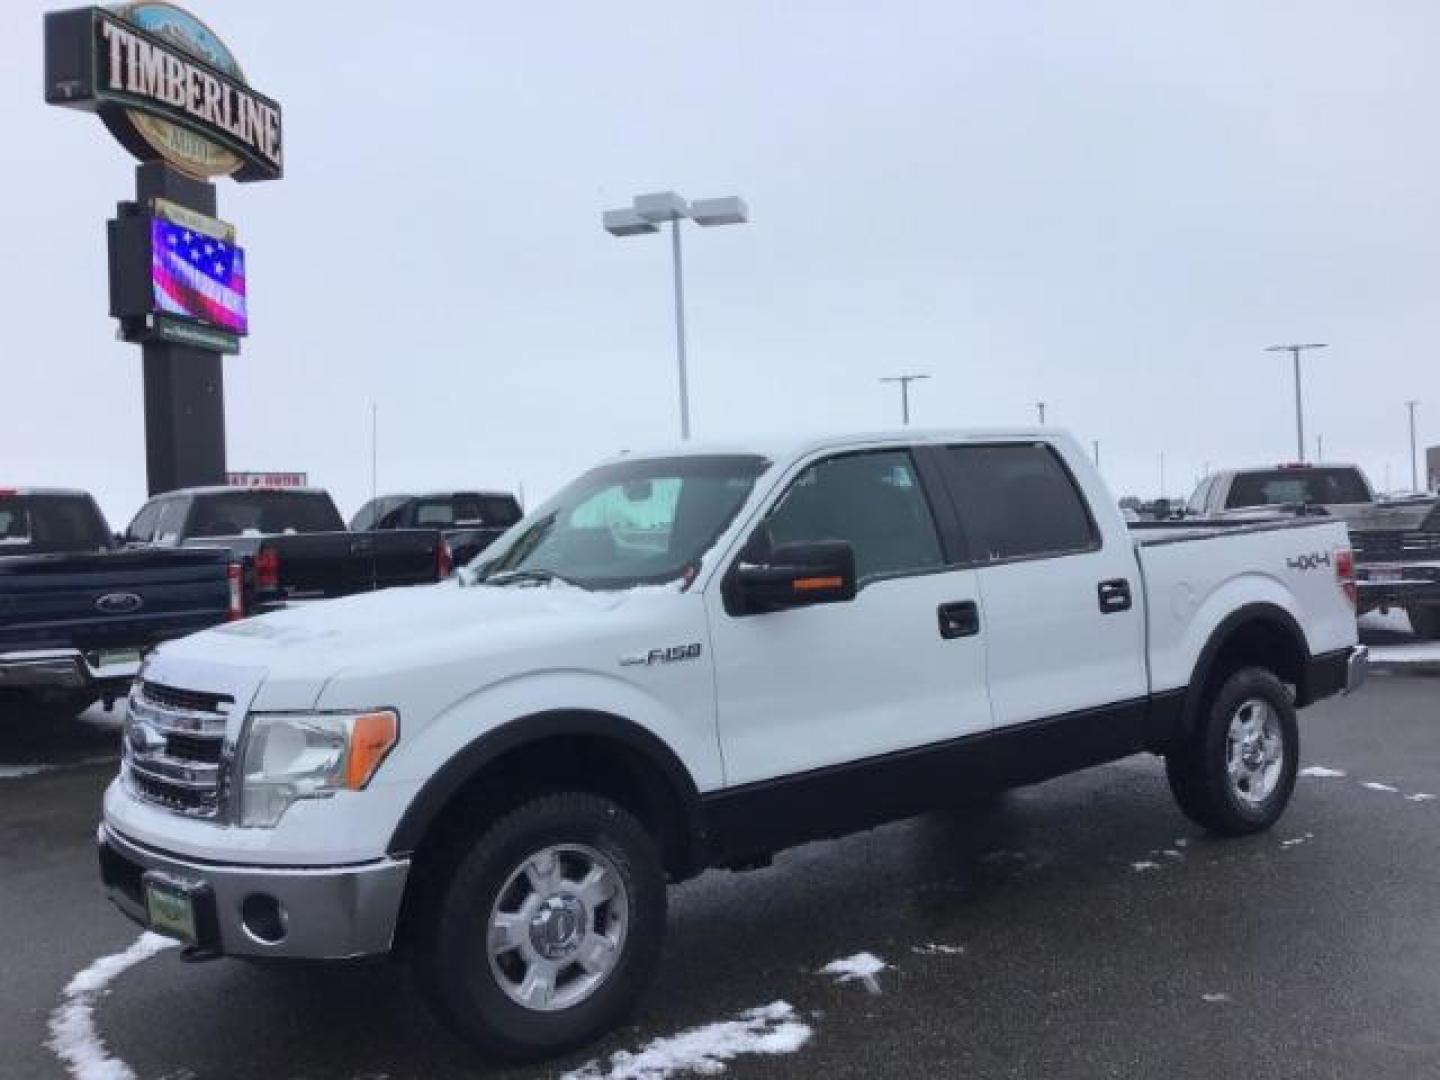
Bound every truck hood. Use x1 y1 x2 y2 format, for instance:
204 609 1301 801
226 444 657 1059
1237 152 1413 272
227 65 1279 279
149 580 672 709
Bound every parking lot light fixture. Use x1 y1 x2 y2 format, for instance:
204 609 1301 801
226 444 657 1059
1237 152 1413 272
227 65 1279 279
603 191 750 441
880 374 930 425
1265 343 1328 462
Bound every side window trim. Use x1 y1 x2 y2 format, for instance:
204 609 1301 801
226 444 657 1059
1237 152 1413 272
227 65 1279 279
935 441 1103 568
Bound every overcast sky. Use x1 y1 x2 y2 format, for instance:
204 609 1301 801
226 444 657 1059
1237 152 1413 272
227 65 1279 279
5 0 1440 526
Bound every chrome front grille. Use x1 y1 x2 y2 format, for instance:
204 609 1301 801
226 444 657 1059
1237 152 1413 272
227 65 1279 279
123 680 235 819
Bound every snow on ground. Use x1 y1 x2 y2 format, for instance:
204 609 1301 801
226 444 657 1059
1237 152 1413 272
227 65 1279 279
1408 793 1437 802
1130 861 1162 872
560 1002 811 1080
1358 610 1413 636
48 932 178 1080
817 952 888 994
1201 993 1233 1004
1300 766 1347 778
0 764 50 779
1362 782 1400 793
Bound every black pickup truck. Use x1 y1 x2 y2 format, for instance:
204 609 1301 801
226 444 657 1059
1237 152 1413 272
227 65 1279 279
0 488 233 717
349 492 524 570
125 486 451 613
349 490 522 566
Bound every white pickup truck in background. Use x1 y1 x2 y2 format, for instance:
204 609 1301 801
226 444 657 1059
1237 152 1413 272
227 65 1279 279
98 429 1366 1061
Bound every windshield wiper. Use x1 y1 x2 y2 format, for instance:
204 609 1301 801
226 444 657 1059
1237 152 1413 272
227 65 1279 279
483 568 582 589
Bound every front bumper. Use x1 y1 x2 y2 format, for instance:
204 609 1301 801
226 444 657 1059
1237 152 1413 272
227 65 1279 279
98 822 410 961
0 648 140 694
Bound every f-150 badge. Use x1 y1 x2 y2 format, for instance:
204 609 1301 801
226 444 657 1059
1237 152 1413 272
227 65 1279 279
620 643 703 666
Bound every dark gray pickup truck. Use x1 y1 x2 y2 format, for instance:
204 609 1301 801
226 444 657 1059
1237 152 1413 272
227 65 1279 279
125 486 451 614
0 488 233 717
349 489 523 567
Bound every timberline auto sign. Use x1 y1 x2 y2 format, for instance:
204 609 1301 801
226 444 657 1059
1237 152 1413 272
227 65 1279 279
45 3 282 182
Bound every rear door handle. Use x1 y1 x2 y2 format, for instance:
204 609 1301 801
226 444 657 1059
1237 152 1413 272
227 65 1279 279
938 600 980 639
1098 579 1132 613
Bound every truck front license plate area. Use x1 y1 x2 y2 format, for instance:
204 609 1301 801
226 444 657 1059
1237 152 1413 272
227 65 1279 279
142 872 200 945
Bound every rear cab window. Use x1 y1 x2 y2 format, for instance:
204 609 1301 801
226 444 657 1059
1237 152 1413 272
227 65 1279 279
936 443 1099 562
1224 468 1372 509
189 491 344 538
0 492 111 554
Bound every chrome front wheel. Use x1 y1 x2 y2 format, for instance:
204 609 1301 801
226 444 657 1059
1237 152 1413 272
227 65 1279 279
487 844 630 1013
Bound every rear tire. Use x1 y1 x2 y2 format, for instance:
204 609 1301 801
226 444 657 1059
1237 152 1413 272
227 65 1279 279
1165 667 1298 836
1406 605 1440 640
413 792 666 1062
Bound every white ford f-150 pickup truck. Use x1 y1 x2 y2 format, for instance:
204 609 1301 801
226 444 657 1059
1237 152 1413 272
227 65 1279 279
99 429 1367 1060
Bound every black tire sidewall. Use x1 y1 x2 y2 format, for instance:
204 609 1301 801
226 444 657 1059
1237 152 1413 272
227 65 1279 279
418 793 665 1061
1201 667 1299 830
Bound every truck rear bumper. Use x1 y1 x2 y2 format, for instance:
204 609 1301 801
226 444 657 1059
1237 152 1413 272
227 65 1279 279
0 649 140 694
1304 645 1368 703
98 823 410 961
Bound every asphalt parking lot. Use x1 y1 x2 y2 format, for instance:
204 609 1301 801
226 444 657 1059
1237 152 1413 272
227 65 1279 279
2 631 1436 1080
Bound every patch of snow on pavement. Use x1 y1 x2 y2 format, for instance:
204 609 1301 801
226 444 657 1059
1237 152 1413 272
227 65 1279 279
560 1001 811 1080
1406 793 1437 802
1201 993 1232 1004
0 764 50 779
1280 833 1314 848
1362 782 1400 793
1300 766 1347 778
1130 861 1162 872
48 932 178 1080
912 943 965 956
818 952 888 994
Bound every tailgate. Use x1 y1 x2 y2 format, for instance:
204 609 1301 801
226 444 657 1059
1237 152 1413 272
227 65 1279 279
267 530 441 598
0 548 231 653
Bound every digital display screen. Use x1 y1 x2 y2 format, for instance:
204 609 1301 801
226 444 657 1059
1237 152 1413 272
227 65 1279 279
150 217 248 335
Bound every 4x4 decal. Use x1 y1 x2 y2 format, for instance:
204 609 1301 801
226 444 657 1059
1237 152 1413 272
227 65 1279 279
1287 552 1332 571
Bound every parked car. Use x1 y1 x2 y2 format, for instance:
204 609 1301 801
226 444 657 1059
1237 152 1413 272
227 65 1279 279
351 490 522 567
1186 463 1440 636
124 486 451 614
0 487 234 717
99 429 1364 1061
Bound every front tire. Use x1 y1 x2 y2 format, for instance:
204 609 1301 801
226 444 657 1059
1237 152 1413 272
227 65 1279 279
413 792 666 1062
1165 667 1298 836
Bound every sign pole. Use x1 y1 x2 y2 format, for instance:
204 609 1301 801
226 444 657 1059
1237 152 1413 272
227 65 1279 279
134 162 227 496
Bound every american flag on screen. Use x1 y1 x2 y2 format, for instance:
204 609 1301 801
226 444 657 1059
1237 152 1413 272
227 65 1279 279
151 218 248 335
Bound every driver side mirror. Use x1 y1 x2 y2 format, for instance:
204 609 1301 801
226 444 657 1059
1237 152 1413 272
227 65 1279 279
731 540 858 614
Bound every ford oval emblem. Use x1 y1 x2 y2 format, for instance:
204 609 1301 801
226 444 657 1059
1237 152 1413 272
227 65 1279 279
96 592 144 615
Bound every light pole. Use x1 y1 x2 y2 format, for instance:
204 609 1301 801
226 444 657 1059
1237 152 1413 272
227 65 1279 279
1265 343 1328 462
880 374 930 425
1035 401 1047 426
1407 400 1420 492
603 191 749 440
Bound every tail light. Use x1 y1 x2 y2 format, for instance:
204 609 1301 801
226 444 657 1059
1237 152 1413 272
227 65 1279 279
436 540 454 579
226 562 245 621
255 547 280 592
1335 548 1357 608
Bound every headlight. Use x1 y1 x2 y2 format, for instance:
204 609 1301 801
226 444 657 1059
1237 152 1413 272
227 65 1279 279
238 710 398 828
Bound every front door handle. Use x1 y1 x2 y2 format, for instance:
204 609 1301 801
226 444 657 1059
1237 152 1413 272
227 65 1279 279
1098 579 1132 613
938 600 980 639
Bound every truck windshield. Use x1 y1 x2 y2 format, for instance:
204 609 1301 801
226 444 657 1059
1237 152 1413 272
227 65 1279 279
0 493 111 554
472 455 769 589
1225 468 1371 509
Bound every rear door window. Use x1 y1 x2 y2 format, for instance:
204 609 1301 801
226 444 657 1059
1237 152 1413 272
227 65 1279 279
937 443 1099 562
